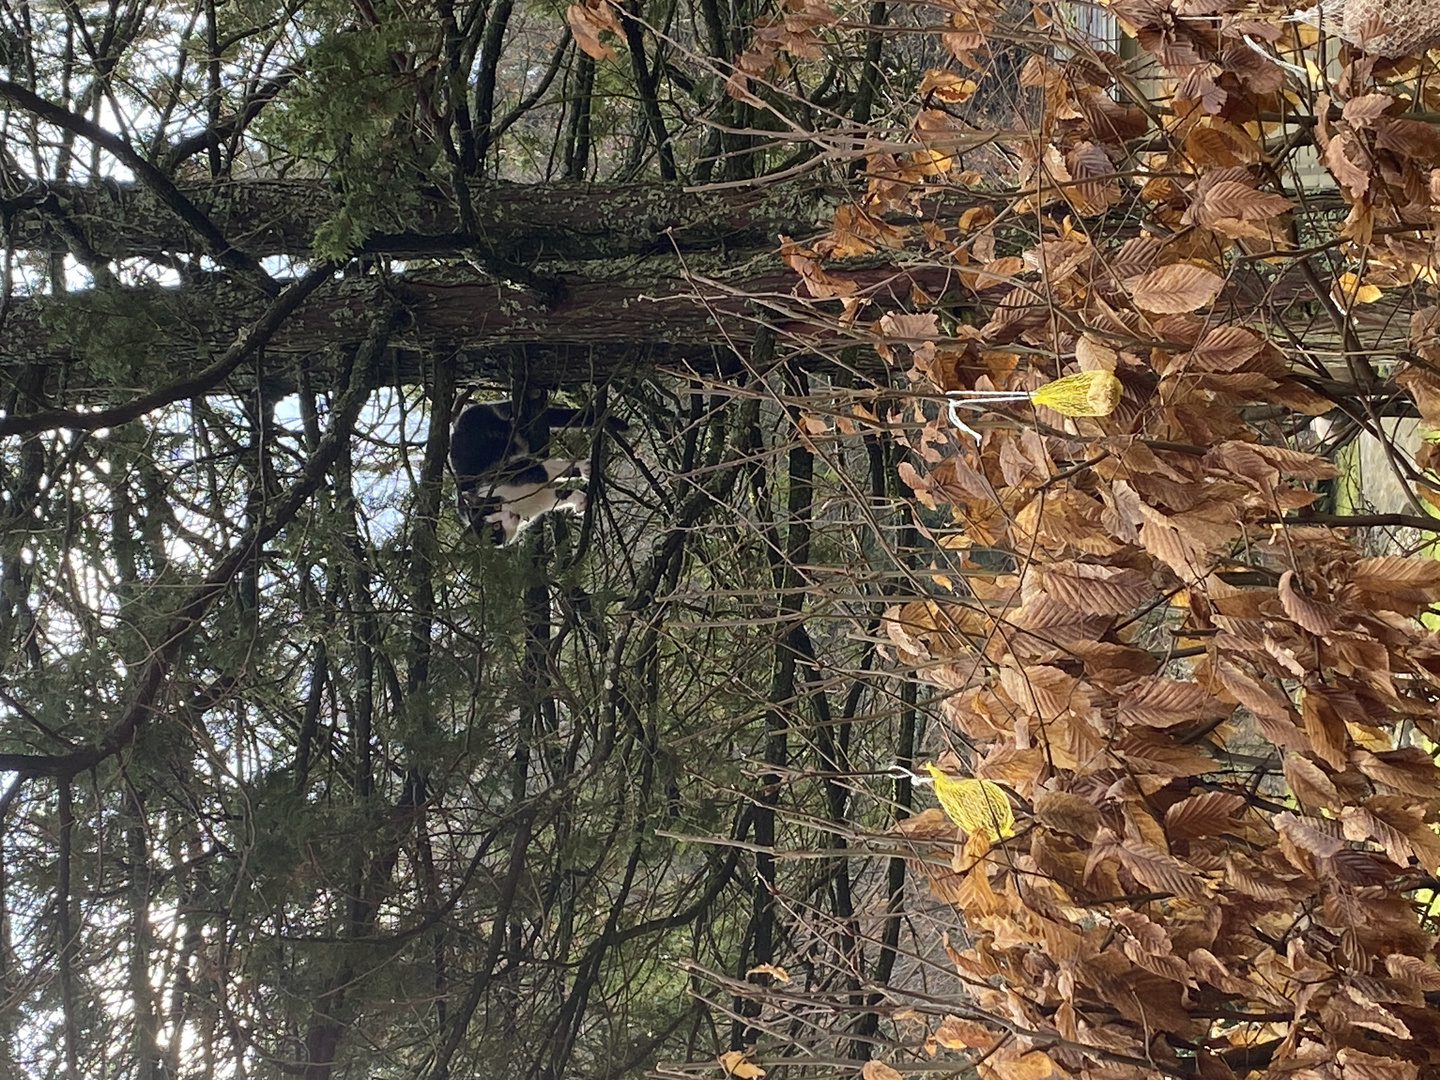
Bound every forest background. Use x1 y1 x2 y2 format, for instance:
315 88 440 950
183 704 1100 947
5 0 1440 1077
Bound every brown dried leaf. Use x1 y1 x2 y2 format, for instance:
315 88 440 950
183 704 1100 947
1026 239 1092 281
1078 89 1150 144
1301 684 1351 772
1040 562 1153 614
1342 93 1396 127
978 1050 1057 1080
780 238 856 299
1106 236 1165 280
1189 179 1293 225
1350 555 1440 593
1129 263 1225 314
1356 747 1440 797
1225 853 1303 900
919 68 979 103
1218 662 1294 721
1068 639 1157 688
896 461 937 510
1006 592 1111 642
1138 503 1212 582
1385 953 1440 991
1176 325 1264 371
566 0 624 59
1376 118 1440 164
1164 790 1246 839
1033 789 1100 840
1112 731 1214 776
1336 1048 1418 1080
1064 140 1119 216
719 1050 766 1079
1113 908 1193 984
1279 571 1337 635
1275 810 1346 861
933 1015 999 1051
1323 986 1412 1040
1396 363 1440 424
1246 442 1339 480
1118 677 1231 729
1340 805 1416 866
998 663 1085 720
974 745 1047 789
1369 795 1440 868
1283 753 1342 811
1116 840 1209 899
891 806 959 841
862 1061 905 1080
1187 948 1253 999
1203 440 1280 487
1075 333 1118 371
1184 121 1261 165
891 808 964 901
1325 131 1372 198
879 312 939 341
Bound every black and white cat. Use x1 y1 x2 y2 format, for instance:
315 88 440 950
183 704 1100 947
449 400 590 545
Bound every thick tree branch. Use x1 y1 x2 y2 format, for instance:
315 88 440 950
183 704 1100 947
0 263 334 438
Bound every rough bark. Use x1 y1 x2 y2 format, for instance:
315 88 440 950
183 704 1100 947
2 180 851 263
1 262 937 397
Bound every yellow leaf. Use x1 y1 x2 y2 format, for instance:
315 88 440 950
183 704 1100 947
978 1050 1056 1080
862 1062 906 1080
919 68 979 103
925 764 1015 841
1029 370 1123 417
744 962 790 982
719 1050 765 1079
1334 272 1383 305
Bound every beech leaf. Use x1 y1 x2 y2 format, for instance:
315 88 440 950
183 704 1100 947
1129 263 1224 313
1115 841 1209 899
1350 555 1440 593
1375 118 1440 162
1118 677 1231 729
1164 790 1246 839
1283 753 1342 811
933 1015 998 1050
1040 562 1152 614
879 312 939 340
1337 1048 1418 1080
1177 325 1263 371
1033 789 1100 840
978 1050 1056 1080
565 1 623 59
719 1050 765 1079
1279 570 1337 635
